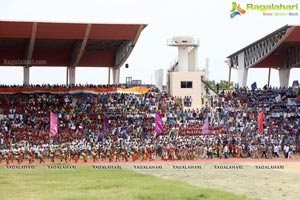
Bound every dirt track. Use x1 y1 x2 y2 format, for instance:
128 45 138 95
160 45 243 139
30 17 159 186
118 158 299 200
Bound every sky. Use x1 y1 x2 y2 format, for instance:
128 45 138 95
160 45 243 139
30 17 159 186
0 0 299 88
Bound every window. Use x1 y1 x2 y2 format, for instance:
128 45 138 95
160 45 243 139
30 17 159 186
181 81 192 88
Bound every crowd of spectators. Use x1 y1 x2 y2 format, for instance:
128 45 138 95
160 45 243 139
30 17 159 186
0 84 299 163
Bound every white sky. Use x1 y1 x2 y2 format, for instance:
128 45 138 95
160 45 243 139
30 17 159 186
0 0 299 88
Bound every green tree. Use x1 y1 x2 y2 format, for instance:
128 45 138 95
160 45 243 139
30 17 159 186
217 80 238 89
206 80 216 88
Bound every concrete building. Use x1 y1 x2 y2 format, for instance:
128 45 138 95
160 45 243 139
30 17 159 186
166 36 206 108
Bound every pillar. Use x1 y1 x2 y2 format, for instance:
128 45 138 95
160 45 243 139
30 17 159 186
267 68 271 86
66 66 69 85
178 46 189 72
155 69 163 91
279 68 290 88
108 67 111 85
112 68 120 85
67 67 76 85
188 47 198 72
23 66 30 85
228 66 232 89
237 52 248 87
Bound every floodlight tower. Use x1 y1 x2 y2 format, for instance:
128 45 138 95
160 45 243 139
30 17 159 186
166 36 206 108
167 36 199 72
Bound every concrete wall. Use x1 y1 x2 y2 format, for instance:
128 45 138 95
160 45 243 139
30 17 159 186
169 71 205 109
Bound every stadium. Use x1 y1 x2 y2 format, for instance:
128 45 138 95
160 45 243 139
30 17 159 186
1 2 300 200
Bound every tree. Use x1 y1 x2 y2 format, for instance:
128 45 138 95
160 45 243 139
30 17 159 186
205 80 216 88
218 80 238 89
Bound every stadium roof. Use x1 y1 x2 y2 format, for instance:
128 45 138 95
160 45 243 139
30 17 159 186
0 20 147 68
227 25 300 69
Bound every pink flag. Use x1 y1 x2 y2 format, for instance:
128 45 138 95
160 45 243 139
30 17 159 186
202 116 209 135
155 112 163 135
50 112 58 136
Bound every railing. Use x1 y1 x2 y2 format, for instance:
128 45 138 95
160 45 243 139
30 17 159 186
167 38 199 46
168 61 178 72
201 78 219 96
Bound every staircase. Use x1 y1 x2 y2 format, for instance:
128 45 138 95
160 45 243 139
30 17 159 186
201 78 219 96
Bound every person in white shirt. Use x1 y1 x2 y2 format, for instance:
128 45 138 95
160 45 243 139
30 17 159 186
223 145 229 159
288 145 293 159
207 145 213 159
283 144 289 159
273 145 280 158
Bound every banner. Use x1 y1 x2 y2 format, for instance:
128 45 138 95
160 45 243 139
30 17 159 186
50 112 58 136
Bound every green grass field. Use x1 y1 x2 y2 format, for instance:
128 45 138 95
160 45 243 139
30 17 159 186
0 164 256 200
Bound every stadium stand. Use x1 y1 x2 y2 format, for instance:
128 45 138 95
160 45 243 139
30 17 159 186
0 84 299 164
